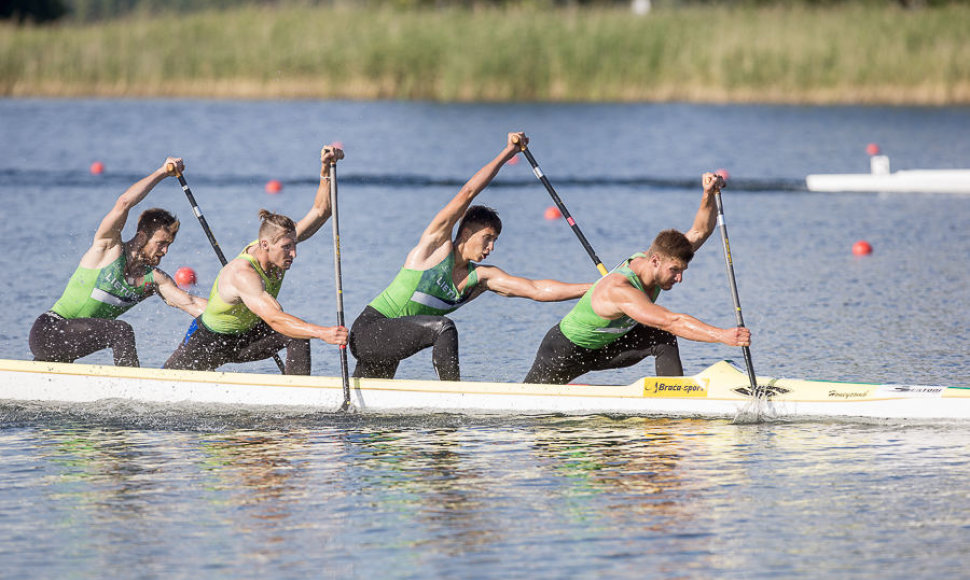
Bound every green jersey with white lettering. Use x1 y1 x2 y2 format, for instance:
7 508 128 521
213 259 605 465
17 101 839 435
369 252 479 318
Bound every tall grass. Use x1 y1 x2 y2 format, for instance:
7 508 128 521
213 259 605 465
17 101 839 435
2 3 968 104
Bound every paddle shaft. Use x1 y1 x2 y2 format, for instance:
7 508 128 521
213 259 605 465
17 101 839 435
169 165 287 374
713 190 759 395
513 139 608 277
329 161 352 411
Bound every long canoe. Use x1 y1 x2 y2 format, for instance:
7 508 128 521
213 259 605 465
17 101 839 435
0 358 967 420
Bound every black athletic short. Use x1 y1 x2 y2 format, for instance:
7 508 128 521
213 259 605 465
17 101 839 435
523 322 682 384
29 310 139 367
349 305 460 381
164 317 310 375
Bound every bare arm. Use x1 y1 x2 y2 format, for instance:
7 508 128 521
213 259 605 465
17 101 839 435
599 278 750 346
477 265 593 302
81 157 183 267
406 132 524 267
683 172 724 251
153 270 208 318
224 260 347 344
295 146 344 243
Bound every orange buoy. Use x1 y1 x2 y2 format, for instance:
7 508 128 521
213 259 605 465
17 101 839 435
90 161 105 175
544 206 563 221
174 267 197 288
852 240 873 256
265 180 283 194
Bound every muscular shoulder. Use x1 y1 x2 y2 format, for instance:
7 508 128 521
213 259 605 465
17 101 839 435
220 258 264 297
77 240 123 269
403 238 452 270
592 273 640 308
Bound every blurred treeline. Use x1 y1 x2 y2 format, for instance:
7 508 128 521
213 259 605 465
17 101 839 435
2 0 959 24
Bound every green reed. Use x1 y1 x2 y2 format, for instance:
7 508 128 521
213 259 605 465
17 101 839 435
2 3 968 103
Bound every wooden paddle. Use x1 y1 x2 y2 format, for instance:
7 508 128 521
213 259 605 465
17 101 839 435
167 162 287 374
712 181 760 398
326 149 352 411
512 135 609 277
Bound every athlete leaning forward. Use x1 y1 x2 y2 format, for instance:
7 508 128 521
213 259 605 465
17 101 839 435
523 172 752 385
164 146 348 374
350 132 593 381
30 157 207 367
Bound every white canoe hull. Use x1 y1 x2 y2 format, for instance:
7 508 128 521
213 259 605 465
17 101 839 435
806 169 970 194
1 358 968 420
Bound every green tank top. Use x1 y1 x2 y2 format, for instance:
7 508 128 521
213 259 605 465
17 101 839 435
559 252 661 349
50 252 155 320
200 241 284 335
369 252 479 318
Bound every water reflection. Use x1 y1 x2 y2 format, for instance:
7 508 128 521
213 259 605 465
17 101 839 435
4 413 970 578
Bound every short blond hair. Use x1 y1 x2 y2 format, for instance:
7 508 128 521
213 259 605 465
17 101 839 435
257 209 296 243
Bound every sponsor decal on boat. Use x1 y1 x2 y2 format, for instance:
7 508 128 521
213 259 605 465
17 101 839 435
876 385 946 398
827 390 871 399
643 379 708 398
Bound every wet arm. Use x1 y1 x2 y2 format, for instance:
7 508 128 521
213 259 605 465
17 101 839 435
419 134 521 251
154 271 207 318
235 268 347 343
296 146 343 242
480 266 593 302
611 284 737 345
684 172 722 251
93 159 181 247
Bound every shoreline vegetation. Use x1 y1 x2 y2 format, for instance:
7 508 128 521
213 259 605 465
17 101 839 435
2 3 969 105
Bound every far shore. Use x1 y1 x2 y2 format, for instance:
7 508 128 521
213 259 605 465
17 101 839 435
3 4 969 106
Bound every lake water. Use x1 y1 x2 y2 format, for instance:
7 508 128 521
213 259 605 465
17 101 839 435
2 99 969 578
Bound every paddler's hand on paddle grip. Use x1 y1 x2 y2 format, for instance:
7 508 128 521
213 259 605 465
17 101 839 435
321 145 344 164
164 157 185 178
320 325 349 346
723 326 751 347
703 171 725 196
509 132 529 151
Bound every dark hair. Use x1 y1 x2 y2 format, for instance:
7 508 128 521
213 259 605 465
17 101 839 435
257 209 297 243
648 229 694 263
456 205 502 238
137 208 180 238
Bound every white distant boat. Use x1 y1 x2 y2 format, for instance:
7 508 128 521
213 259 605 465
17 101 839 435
806 149 970 194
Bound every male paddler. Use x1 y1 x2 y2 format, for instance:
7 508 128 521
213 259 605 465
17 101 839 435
523 172 751 384
350 132 593 381
163 146 348 374
29 157 208 367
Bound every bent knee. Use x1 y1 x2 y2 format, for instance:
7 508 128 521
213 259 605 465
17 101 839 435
430 317 457 336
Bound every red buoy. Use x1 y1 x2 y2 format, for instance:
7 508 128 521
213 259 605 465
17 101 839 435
265 180 283 194
174 267 197 287
90 161 105 175
852 240 873 256
544 206 563 220
866 143 881 156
